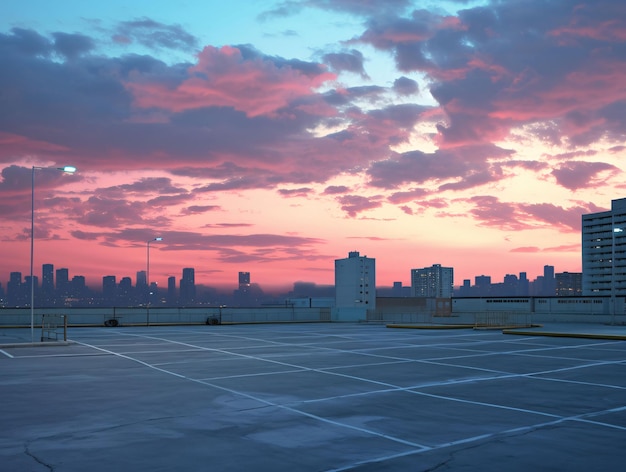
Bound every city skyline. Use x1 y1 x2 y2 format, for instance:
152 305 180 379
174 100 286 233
2 257 570 295
0 258 580 310
1 1 623 290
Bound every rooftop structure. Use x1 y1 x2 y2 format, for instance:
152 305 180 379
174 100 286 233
582 198 626 296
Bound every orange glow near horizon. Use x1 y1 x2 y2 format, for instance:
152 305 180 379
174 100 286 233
0 1 623 295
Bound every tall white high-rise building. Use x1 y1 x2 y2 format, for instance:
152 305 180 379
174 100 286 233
411 264 454 298
582 198 626 295
335 251 376 309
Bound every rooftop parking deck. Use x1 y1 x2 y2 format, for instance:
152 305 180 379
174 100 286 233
2 323 626 471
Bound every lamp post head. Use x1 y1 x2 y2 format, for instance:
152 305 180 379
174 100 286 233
58 166 77 174
155 237 163 241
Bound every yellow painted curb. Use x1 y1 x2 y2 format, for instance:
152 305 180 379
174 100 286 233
502 330 626 340
386 324 474 329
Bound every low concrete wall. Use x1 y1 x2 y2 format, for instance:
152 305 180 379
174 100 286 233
2 303 624 328
0 306 331 327
331 307 370 322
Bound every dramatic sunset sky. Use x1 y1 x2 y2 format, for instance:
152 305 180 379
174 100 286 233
1 0 625 292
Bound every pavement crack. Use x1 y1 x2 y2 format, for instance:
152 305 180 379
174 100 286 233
89 414 185 434
24 443 54 471
422 456 453 471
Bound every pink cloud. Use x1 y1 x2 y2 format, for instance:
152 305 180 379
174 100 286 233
511 243 580 253
278 187 313 198
511 247 540 253
125 45 336 117
180 205 220 215
551 161 620 190
466 197 601 233
353 1 626 150
387 188 430 204
323 185 350 195
400 205 413 215
0 132 69 159
543 244 580 252
337 194 383 217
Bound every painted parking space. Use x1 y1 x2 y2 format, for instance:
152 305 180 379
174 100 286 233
1 324 625 471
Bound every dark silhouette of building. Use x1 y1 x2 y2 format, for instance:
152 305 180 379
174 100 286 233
103 276 117 302
518 272 529 296
136 270 147 303
457 279 472 296
41 264 54 305
411 264 454 298
180 268 195 306
556 272 582 296
118 277 133 306
542 265 556 296
71 276 87 299
502 274 518 296
287 281 334 299
25 275 37 307
239 272 250 289
56 268 69 302
148 281 158 306
233 271 251 305
7 272 25 307
167 276 177 305
474 275 492 296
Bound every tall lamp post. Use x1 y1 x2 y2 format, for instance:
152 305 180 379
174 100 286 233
31 165 77 342
146 237 163 326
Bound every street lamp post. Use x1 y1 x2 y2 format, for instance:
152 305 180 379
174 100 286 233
146 237 163 326
30 165 77 342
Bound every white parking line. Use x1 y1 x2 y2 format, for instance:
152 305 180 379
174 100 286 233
69 326 626 468
0 349 14 358
74 338 430 451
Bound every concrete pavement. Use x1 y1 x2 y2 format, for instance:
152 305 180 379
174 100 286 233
1 323 626 471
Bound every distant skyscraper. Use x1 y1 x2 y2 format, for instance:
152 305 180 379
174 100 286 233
103 276 117 302
518 272 529 296
335 251 376 309
533 276 545 296
71 276 86 298
555 272 583 296
180 268 196 306
56 268 69 299
41 263 54 305
543 265 556 296
474 275 492 296
411 264 454 298
7 271 24 307
239 271 250 285
167 276 177 305
118 277 133 305
136 270 147 288
239 272 250 290
234 271 252 305
148 281 159 305
582 198 626 296
457 279 472 297
136 270 147 303
24 275 37 306
503 274 519 296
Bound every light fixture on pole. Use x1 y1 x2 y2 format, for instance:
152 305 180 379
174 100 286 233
31 165 77 343
146 237 163 326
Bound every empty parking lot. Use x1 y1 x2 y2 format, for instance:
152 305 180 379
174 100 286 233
2 323 626 471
